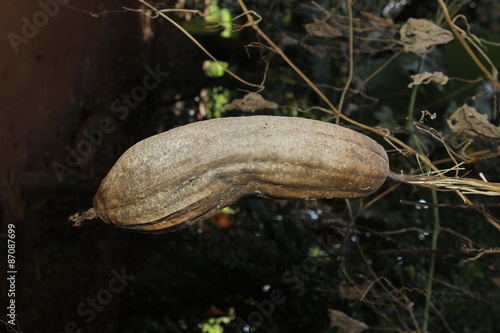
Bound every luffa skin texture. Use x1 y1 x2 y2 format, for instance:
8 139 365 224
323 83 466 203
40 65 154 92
93 116 389 232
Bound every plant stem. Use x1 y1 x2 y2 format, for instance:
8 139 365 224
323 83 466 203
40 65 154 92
337 0 354 123
422 190 440 332
406 55 441 332
407 56 426 152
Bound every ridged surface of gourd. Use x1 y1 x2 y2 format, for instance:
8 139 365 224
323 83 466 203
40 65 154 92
93 116 389 232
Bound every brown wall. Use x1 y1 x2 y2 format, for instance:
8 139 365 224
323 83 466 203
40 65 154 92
0 0 149 171
0 0 152 221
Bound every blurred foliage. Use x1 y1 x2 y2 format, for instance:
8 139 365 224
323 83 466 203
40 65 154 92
121 0 500 332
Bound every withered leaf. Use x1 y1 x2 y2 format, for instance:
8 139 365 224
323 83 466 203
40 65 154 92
400 18 453 54
328 309 368 333
408 71 449 88
339 280 373 300
305 18 343 38
222 93 278 112
447 104 500 138
491 277 500 288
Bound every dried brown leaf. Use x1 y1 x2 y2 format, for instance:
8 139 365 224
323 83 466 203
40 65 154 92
328 309 368 333
339 280 373 300
222 93 278 112
408 71 449 88
491 277 500 288
305 18 343 38
400 18 453 54
447 104 500 138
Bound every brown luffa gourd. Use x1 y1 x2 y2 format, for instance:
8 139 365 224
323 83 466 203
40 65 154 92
70 116 389 232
